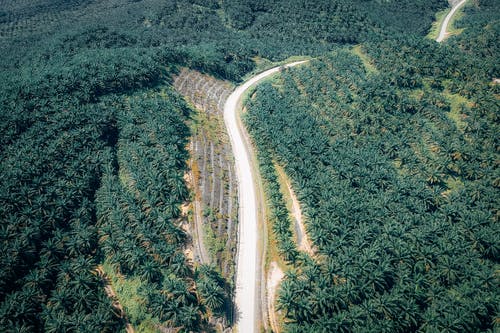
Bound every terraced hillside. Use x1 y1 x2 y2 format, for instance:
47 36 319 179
173 69 238 280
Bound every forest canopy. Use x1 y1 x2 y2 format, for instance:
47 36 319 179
0 0 498 331
244 3 499 330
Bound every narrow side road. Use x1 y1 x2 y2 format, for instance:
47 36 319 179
437 0 467 42
275 164 313 256
224 61 307 333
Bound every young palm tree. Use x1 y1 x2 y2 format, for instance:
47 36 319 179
198 279 225 313
177 304 201 331
141 259 162 283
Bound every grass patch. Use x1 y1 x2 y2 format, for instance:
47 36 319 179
446 2 468 37
101 261 159 333
427 1 469 40
427 7 451 40
202 206 227 258
118 167 135 193
351 45 378 73
189 103 222 144
443 91 472 132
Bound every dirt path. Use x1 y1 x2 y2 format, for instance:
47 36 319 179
182 168 211 265
193 197 211 264
266 262 284 333
224 61 307 333
275 165 314 256
286 179 313 255
436 0 467 42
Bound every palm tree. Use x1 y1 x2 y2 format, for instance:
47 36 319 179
177 304 201 331
22 268 51 292
198 279 225 313
141 259 162 283
168 252 192 278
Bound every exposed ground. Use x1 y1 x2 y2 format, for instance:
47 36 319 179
173 69 238 278
266 262 284 333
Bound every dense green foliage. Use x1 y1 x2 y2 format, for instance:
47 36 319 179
220 0 445 59
1 0 497 331
0 95 124 331
256 149 300 264
245 3 499 331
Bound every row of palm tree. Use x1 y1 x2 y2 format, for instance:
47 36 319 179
0 94 126 331
245 31 498 331
95 92 232 330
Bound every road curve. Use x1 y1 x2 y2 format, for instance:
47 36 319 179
224 61 307 333
437 0 467 42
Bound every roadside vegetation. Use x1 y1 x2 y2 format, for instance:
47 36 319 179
427 7 453 40
0 0 497 332
244 2 499 329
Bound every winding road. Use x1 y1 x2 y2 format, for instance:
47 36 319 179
221 2 468 331
436 0 467 42
224 61 307 333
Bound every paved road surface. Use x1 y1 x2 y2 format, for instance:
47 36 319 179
223 61 307 333
437 0 467 42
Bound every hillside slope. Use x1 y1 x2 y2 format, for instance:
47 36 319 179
0 0 497 331
244 7 499 329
